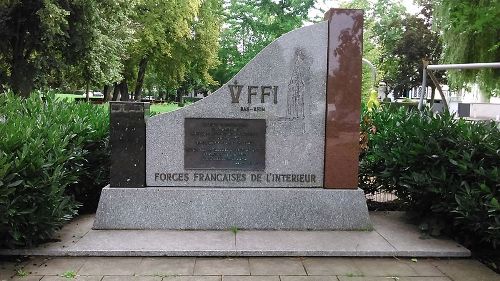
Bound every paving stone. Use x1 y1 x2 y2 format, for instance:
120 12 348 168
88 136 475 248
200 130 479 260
0 261 18 279
101 276 160 281
9 276 43 281
396 276 456 281
137 258 195 276
194 258 249 275
78 257 142 275
400 259 444 277
280 276 338 281
0 213 472 257
371 212 469 257
23 257 86 275
73 230 235 254
302 257 362 276
41 276 102 281
163 277 221 281
249 258 306 276
432 259 500 281
237 230 395 256
223 277 279 281
338 276 452 281
353 258 418 277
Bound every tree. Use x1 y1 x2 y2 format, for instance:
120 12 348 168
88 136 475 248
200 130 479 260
147 0 223 99
358 0 442 99
0 0 132 97
213 0 315 86
0 0 49 97
340 0 380 101
125 0 201 100
64 0 133 100
434 0 500 96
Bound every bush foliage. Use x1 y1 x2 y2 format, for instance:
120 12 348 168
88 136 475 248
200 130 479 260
0 93 109 248
360 106 500 248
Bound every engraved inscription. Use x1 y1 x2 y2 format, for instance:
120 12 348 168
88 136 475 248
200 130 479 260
153 172 317 184
184 118 265 170
228 80 278 106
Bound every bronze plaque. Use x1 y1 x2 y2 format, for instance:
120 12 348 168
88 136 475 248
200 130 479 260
184 118 266 170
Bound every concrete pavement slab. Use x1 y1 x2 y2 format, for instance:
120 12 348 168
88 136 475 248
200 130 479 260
339 276 452 281
223 276 279 281
302 257 362 276
0 213 471 257
101 277 161 281
371 212 470 257
431 259 500 281
194 258 250 275
398 276 451 281
137 257 195 276
22 257 86 275
280 277 339 281
249 258 306 275
40 276 102 281
399 259 444 277
163 277 221 281
353 258 419 277
77 257 142 275
237 230 395 256
72 230 235 256
9 276 43 281
0 261 19 279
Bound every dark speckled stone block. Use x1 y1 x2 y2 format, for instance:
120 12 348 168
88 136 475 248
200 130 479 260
109 102 149 187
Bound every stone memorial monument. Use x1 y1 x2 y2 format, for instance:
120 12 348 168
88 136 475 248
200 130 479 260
94 8 371 230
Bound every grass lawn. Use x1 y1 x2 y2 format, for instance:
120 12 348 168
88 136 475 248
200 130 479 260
55 93 185 114
150 103 185 114
56 93 81 101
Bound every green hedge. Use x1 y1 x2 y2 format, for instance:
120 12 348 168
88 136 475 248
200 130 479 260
0 93 109 248
360 106 500 248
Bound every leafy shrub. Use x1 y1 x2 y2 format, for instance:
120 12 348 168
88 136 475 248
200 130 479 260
360 106 500 248
0 93 109 247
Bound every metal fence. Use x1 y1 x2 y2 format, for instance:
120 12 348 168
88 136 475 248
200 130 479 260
365 191 397 202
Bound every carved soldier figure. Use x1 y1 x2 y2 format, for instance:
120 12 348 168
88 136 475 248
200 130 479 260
287 49 307 119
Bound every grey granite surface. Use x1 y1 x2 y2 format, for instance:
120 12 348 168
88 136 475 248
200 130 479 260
93 186 371 230
146 22 328 187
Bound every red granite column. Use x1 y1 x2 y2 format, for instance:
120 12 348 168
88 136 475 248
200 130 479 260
324 9 363 189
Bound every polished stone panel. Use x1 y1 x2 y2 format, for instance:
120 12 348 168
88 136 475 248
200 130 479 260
109 102 149 187
324 9 363 189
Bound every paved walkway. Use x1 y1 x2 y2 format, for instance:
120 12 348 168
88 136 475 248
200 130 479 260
1 256 499 281
0 213 470 257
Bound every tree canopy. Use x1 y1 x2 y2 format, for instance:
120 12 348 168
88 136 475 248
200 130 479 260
0 0 222 99
435 0 499 96
0 0 497 99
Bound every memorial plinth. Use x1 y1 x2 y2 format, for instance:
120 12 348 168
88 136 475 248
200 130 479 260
94 9 371 231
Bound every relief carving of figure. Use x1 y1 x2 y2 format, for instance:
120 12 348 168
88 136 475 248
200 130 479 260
287 49 307 119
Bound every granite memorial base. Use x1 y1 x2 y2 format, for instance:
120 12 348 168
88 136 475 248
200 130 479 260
93 186 371 230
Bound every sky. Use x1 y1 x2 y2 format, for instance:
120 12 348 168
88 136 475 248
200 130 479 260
309 0 421 20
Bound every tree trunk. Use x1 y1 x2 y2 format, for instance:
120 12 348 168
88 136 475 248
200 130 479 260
134 57 148 101
103 84 111 102
9 23 34 98
112 82 120 101
158 91 164 101
119 80 129 101
85 82 90 102
10 51 34 98
176 90 182 103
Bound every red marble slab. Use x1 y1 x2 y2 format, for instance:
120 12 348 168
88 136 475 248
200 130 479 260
324 9 363 189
